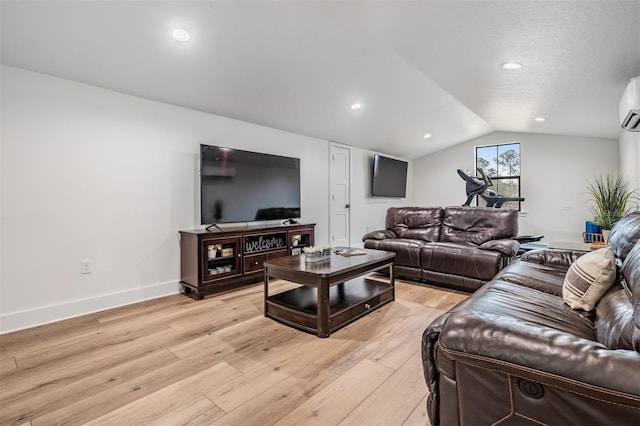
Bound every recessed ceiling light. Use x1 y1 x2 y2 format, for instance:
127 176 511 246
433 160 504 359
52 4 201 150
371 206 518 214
350 103 362 110
501 62 522 70
534 117 546 122
423 133 432 139
172 29 190 42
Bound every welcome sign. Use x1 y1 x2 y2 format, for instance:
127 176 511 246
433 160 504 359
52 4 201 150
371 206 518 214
245 234 286 253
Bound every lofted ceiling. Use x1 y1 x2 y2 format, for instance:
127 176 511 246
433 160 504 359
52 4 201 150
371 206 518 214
1 1 639 159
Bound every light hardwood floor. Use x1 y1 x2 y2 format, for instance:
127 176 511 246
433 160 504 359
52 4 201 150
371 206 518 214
0 278 467 426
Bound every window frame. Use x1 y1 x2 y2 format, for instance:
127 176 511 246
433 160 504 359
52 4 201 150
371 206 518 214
474 142 522 211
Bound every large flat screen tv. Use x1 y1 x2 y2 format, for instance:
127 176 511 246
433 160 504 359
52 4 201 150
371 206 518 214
200 144 301 224
371 154 408 198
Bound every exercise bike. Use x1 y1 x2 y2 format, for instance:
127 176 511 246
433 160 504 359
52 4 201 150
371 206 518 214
457 168 542 246
457 167 525 208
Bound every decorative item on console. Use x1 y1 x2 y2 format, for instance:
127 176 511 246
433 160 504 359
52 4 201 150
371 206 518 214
207 244 222 259
303 246 332 263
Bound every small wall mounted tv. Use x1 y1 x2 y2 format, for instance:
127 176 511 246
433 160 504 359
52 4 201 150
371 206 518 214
200 144 301 225
371 154 408 198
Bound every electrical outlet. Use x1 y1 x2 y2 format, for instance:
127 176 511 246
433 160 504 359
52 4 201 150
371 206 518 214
81 259 93 274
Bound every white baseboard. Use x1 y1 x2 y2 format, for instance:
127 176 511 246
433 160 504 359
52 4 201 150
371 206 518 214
0 281 180 334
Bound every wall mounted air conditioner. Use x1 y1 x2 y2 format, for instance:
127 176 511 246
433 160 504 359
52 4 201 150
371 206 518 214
620 76 640 131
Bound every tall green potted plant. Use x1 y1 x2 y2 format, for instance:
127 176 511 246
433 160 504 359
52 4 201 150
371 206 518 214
587 174 638 242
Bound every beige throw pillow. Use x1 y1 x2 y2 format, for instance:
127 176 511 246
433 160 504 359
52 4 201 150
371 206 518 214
563 247 616 311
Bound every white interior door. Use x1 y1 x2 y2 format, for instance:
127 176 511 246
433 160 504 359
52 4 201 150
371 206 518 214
330 144 350 248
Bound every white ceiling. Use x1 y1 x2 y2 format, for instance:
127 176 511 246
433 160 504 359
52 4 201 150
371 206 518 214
1 1 639 159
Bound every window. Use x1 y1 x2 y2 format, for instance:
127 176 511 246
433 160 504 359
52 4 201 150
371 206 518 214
475 143 521 210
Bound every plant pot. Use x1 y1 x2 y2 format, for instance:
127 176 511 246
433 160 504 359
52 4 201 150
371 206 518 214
602 229 611 245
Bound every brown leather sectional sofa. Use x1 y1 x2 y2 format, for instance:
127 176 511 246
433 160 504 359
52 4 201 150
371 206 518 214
362 206 519 291
422 213 640 425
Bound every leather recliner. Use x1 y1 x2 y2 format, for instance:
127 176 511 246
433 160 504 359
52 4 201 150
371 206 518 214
363 206 520 291
422 213 640 425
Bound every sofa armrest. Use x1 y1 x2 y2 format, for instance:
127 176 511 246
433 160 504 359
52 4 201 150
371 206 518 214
422 313 450 392
421 312 451 426
439 310 640 399
479 238 520 256
362 229 396 241
521 248 584 267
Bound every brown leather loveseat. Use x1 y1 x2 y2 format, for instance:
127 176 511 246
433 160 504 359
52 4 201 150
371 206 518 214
422 213 640 425
362 206 519 291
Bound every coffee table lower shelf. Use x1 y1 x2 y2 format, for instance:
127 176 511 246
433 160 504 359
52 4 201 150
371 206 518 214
266 277 393 336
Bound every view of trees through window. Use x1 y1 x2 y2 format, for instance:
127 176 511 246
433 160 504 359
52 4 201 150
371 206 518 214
475 143 521 210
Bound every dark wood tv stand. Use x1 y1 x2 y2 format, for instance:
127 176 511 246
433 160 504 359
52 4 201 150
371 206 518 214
179 223 315 299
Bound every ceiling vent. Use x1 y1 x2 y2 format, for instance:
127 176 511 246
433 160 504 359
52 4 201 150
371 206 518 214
620 76 640 132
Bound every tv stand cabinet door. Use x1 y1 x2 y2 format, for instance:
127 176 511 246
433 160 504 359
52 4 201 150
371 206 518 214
201 236 242 283
288 226 315 255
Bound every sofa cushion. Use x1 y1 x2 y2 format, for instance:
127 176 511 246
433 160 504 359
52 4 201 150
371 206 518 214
595 284 637 351
440 206 518 245
563 247 616 311
479 238 520 256
437 280 640 398
422 242 503 281
494 258 567 297
521 248 584 268
361 229 397 241
443 280 597 346
365 238 424 268
385 207 444 242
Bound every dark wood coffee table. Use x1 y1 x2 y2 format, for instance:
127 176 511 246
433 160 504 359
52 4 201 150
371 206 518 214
264 249 395 337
